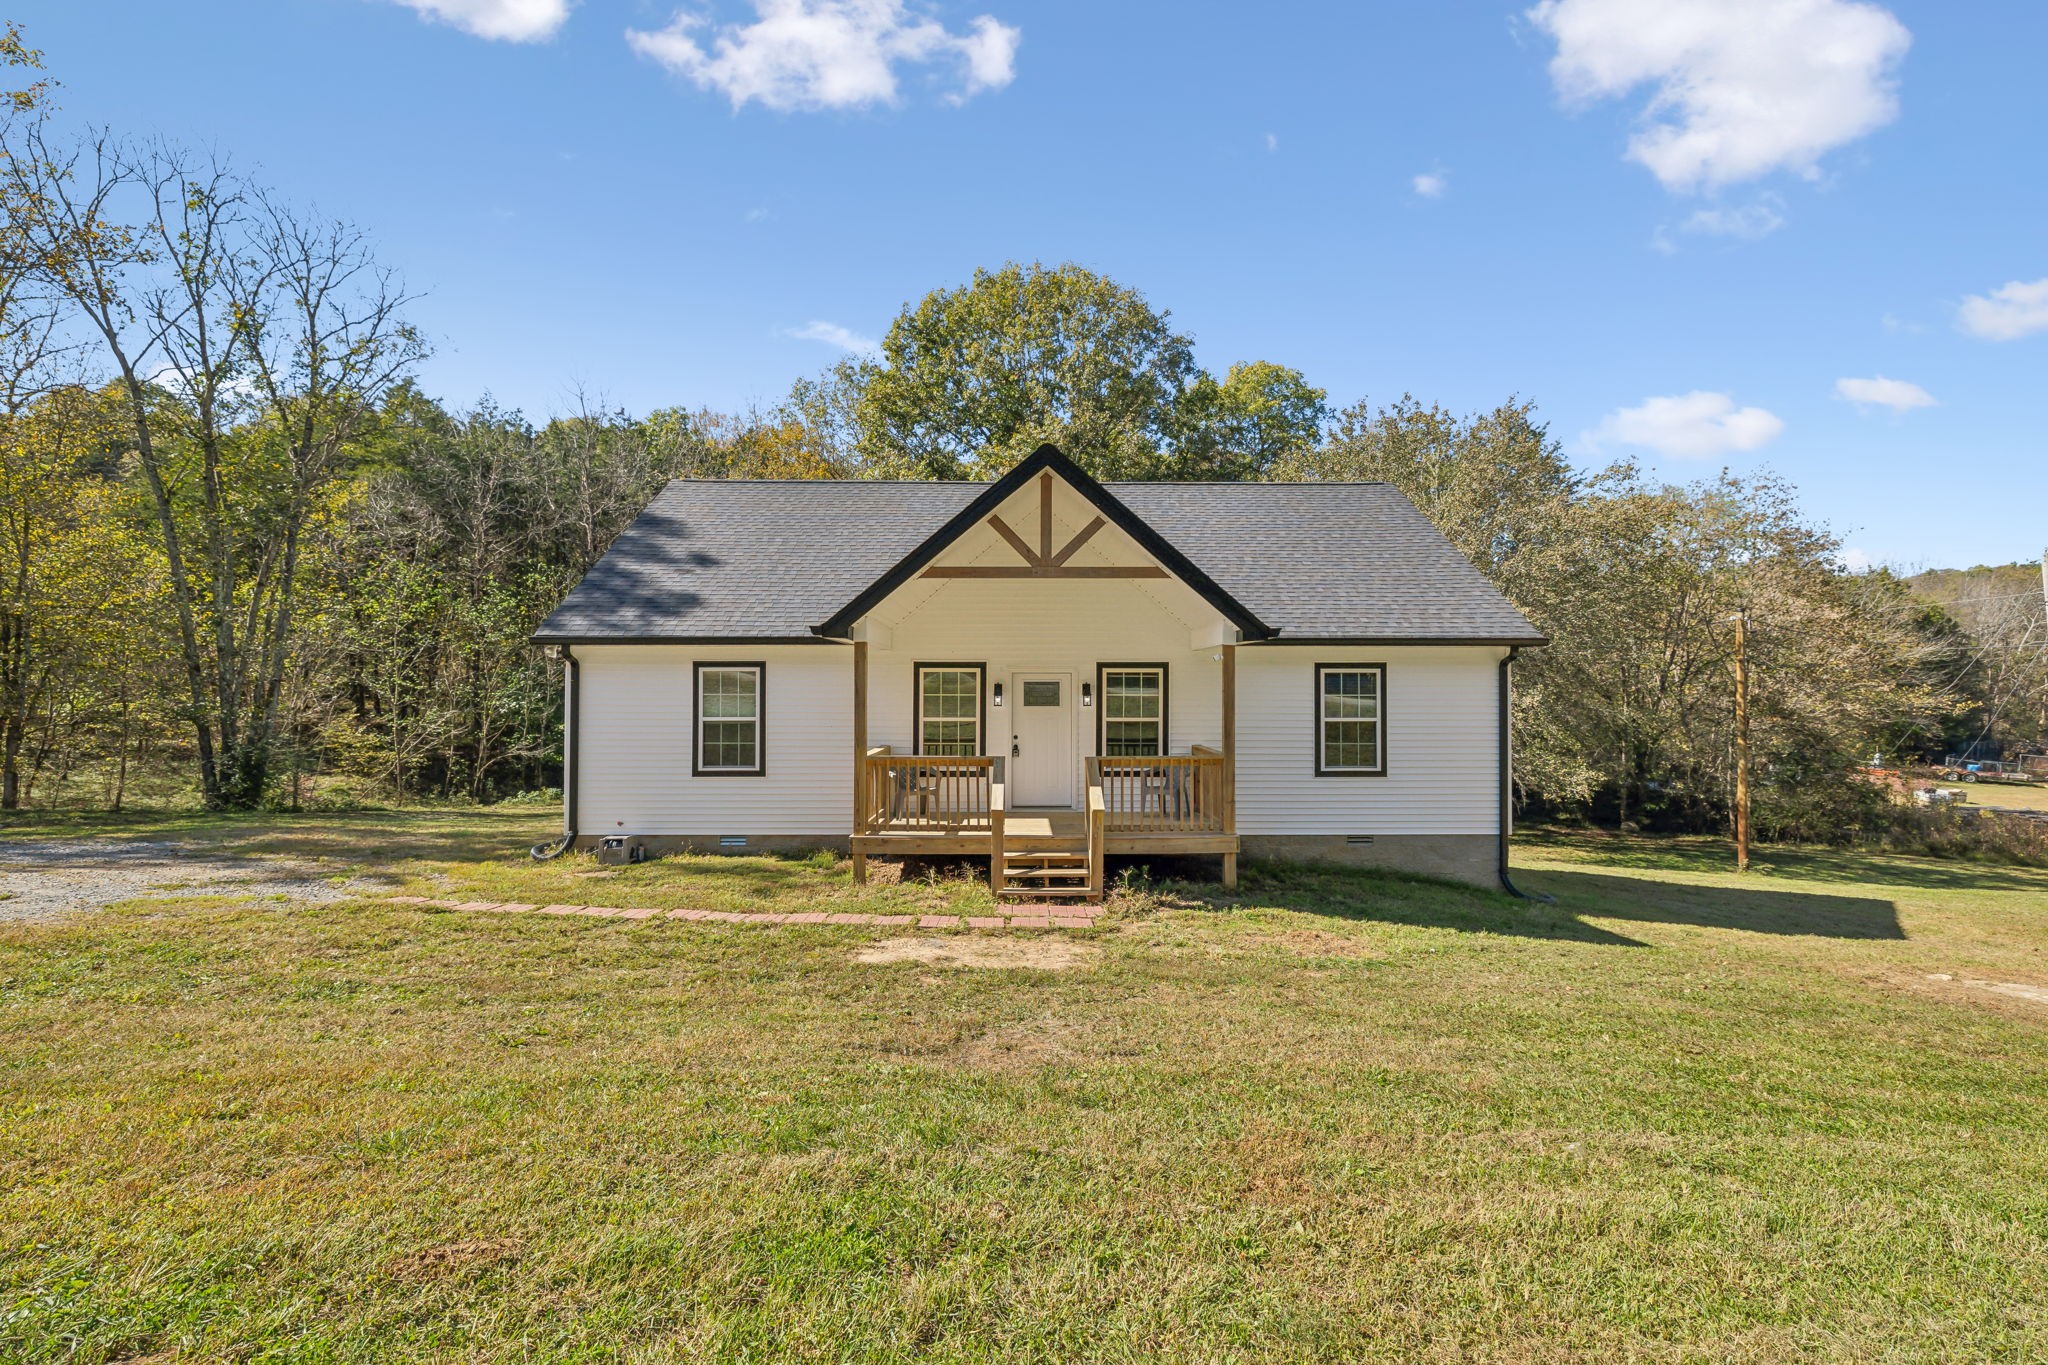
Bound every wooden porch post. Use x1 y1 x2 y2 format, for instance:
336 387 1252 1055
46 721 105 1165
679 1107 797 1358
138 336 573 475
1221 642 1238 889
852 640 868 885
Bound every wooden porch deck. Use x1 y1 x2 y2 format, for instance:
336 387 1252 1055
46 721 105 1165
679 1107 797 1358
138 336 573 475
852 753 1239 901
856 808 1237 857
847 633 1241 900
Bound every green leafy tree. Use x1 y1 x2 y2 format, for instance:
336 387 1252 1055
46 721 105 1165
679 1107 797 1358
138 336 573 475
0 386 145 806
1273 395 1585 596
1173 361 1328 480
844 261 1201 479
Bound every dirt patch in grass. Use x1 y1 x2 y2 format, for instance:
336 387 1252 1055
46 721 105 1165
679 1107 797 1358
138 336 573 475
852 936 1098 971
383 1238 522 1280
1927 972 2048 1006
952 1016 1083 1071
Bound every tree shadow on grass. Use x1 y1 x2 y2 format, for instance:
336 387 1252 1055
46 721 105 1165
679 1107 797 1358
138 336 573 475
1521 868 1904 940
1193 860 1650 946
1520 829 2048 895
1156 857 1903 946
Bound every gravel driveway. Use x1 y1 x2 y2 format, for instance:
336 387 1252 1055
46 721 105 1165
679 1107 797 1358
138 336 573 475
0 839 389 924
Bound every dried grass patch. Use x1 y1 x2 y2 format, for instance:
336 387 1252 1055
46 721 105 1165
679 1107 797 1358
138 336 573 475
382 1238 522 1280
851 936 1098 971
951 1016 1084 1071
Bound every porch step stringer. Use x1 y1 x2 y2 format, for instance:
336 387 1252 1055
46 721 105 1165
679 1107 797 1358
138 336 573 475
989 777 1107 904
995 848 1091 900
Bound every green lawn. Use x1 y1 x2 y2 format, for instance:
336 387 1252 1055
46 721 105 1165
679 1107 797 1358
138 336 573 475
3 813 2046 1361
1952 779 2048 812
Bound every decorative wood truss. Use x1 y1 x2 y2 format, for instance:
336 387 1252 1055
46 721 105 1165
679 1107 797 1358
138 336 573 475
919 472 1170 580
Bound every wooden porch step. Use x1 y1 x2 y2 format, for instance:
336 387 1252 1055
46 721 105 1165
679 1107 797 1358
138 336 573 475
996 886 1095 898
1003 851 1089 863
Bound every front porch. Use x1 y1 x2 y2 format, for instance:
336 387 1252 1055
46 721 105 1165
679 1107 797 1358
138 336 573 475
849 648 1240 903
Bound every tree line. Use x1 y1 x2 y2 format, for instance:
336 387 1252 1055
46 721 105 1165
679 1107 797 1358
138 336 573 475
2 23 2042 846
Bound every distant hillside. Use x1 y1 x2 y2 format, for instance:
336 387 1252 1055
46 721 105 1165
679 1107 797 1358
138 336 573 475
1908 562 2046 632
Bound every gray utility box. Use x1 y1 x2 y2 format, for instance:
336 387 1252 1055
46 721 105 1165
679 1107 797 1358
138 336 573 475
596 836 646 866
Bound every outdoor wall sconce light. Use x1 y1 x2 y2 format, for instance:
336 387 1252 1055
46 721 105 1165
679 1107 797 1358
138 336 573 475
991 681 1004 707
1081 681 1094 707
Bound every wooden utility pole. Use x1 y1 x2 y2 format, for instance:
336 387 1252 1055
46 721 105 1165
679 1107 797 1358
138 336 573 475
1731 612 1751 873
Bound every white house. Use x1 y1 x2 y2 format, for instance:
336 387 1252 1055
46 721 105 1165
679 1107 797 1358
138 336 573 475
533 445 1545 900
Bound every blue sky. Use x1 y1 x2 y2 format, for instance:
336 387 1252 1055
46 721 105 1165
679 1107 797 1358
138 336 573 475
24 0 2048 569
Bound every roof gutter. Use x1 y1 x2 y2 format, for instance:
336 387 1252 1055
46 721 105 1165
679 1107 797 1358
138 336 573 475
530 645 580 861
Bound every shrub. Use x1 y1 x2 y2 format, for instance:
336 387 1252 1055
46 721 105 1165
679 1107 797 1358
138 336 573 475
1877 805 2048 866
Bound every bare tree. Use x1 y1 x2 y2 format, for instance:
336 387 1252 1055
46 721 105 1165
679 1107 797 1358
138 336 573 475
0 126 422 806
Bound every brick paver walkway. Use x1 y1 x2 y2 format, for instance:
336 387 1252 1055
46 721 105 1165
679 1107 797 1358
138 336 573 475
380 896 1101 930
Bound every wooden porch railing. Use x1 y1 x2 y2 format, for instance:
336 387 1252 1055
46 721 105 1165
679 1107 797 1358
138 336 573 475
1094 750 1228 833
989 780 1006 894
858 748 996 832
1086 767 1106 898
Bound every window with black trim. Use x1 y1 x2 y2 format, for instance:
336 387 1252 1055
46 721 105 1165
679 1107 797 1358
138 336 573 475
916 664 984 757
694 663 764 775
1315 664 1385 776
1099 665 1166 757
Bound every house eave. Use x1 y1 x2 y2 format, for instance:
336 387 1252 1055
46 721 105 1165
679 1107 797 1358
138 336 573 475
1247 633 1551 648
530 632 836 646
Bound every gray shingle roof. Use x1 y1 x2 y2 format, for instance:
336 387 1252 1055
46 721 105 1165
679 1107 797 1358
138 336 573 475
534 476 1544 645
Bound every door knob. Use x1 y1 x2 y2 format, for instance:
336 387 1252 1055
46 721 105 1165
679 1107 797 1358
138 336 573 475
1011 741 1021 757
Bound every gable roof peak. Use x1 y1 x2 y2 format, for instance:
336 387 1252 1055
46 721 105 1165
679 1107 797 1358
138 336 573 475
810 443 1275 640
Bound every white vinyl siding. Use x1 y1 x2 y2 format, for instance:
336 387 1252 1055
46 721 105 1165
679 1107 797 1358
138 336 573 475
867 582 1221 796
576 645 848 835
1237 646 1503 835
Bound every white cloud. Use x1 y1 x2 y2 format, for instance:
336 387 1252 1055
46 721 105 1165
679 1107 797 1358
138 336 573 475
1526 0 1911 192
787 320 878 353
1840 546 1874 571
1265 132 1279 153
1680 199 1783 239
1412 169 1448 198
1957 276 2048 341
1834 375 1935 412
628 1 1020 112
1587 390 1785 459
386 0 571 41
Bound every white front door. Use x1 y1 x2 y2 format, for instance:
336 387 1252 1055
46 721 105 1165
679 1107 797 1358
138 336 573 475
1009 671 1075 807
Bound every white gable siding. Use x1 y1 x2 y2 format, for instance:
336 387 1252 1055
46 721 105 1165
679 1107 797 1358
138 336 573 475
574 644 849 836
1235 646 1504 836
870 580 1224 794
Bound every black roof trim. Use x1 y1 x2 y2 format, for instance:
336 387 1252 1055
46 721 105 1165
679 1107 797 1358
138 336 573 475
1247 634 1551 648
811 445 1276 641
529 633 835 646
